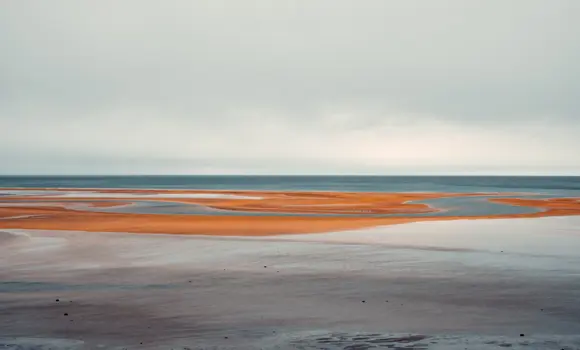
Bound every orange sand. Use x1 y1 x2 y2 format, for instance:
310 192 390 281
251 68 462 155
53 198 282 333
0 189 578 236
490 197 580 216
2 190 490 215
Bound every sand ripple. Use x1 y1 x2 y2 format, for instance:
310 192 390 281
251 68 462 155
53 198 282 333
273 332 580 350
0 337 84 350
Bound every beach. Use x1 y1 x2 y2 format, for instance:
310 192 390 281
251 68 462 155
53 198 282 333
1 177 580 349
3 0 579 346
0 188 579 236
2 217 580 349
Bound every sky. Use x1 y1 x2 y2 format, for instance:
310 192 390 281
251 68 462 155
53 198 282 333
1 0 579 175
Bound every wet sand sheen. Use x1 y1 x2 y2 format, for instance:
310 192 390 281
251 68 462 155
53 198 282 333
3 218 580 349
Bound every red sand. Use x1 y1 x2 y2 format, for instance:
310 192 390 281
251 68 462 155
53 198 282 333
0 189 578 236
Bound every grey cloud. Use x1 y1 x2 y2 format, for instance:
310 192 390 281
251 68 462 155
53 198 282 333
1 0 579 174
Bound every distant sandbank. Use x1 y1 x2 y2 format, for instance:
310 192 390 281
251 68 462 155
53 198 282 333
0 188 578 236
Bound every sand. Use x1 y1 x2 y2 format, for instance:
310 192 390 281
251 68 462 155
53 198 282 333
3 220 580 348
0 189 579 236
2 190 473 214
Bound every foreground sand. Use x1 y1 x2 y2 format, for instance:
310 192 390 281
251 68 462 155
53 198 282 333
2 218 580 349
0 189 579 236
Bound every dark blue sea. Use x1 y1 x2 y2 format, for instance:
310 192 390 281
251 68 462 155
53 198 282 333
1 176 580 195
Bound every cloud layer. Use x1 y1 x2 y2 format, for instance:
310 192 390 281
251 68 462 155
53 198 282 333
1 0 579 174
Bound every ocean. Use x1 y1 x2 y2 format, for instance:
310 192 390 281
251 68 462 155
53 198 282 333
1 175 580 194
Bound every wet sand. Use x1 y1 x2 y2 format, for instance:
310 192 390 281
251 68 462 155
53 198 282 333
491 197 580 213
0 189 579 236
1 189 464 214
2 188 580 348
2 217 580 349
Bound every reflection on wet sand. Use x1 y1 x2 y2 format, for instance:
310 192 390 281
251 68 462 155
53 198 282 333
2 188 580 349
2 217 580 349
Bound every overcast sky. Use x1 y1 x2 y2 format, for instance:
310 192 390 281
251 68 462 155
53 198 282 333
1 0 579 175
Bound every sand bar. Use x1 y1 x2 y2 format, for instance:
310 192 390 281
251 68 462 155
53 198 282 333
0 189 579 236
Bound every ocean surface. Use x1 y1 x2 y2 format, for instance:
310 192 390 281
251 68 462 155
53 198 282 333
1 175 580 194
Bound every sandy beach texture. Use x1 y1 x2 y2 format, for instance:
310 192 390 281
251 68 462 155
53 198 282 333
0 189 579 236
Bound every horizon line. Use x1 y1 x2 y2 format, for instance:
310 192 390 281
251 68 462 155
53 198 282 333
1 174 579 177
